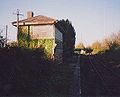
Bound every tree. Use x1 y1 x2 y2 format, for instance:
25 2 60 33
0 27 6 48
76 42 85 50
91 41 102 54
103 34 120 51
55 19 76 60
0 36 5 47
116 31 120 46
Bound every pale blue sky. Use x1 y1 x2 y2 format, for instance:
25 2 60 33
0 0 120 46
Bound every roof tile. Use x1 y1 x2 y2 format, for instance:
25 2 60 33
12 15 56 26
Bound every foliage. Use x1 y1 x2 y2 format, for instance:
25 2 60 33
30 39 54 58
18 31 29 47
8 41 18 47
91 31 120 54
18 26 29 47
55 19 76 59
0 47 74 96
91 41 102 54
18 26 54 58
101 33 120 52
76 42 85 50
107 41 119 51
0 47 54 95
0 36 6 48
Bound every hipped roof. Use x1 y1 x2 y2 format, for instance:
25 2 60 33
12 15 56 26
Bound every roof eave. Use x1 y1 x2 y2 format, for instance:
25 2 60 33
12 21 56 26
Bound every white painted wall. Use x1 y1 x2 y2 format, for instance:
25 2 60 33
54 27 63 62
55 27 63 42
30 25 63 42
29 24 63 61
31 25 55 39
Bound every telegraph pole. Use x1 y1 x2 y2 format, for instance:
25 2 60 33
16 9 19 42
13 9 23 44
5 25 8 45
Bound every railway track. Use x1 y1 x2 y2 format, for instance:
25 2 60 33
93 55 120 78
97 54 120 74
88 55 120 96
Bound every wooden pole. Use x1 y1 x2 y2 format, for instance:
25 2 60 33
16 9 19 44
6 25 8 45
13 9 23 45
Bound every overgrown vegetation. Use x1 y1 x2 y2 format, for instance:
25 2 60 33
18 32 28 47
18 26 54 58
0 47 52 95
0 46 74 96
89 31 120 66
30 39 54 58
91 31 120 54
76 31 120 56
76 42 85 50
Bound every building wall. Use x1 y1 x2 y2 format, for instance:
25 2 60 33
30 25 55 58
54 27 63 62
31 25 55 39
18 25 63 60
55 27 63 41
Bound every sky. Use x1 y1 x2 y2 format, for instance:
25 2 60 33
0 0 120 46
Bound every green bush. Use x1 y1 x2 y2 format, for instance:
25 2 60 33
18 26 54 58
30 39 54 58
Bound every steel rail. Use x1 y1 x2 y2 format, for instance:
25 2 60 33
88 55 110 94
93 55 120 78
